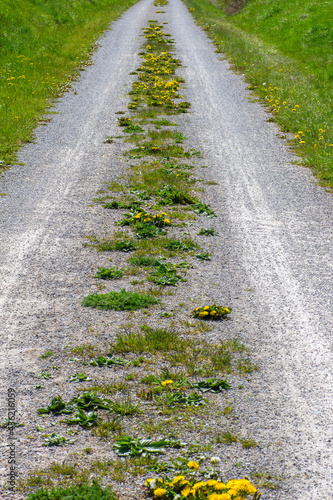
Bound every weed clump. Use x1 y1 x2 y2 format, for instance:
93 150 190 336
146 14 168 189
82 289 160 311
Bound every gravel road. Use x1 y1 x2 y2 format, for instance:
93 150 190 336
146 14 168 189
0 0 332 498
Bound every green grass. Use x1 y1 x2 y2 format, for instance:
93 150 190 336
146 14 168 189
82 288 160 311
112 325 183 353
184 0 333 187
0 0 139 169
26 482 118 500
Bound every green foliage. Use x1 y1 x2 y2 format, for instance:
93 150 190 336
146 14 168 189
197 228 217 236
113 436 182 457
192 202 216 217
65 408 99 428
165 239 198 252
109 397 142 416
0 419 24 428
35 371 53 380
81 289 160 310
195 253 212 261
148 261 185 286
38 396 72 415
92 417 123 439
0 0 140 168
39 351 54 359
43 433 75 447
157 184 196 205
68 373 92 383
90 355 127 367
114 240 137 252
118 117 132 126
38 392 114 416
156 391 205 407
93 267 125 280
191 378 231 392
26 482 117 500
185 0 333 186
128 255 160 267
216 430 239 444
124 124 144 133
112 325 182 353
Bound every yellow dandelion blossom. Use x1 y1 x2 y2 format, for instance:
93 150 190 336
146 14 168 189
187 461 199 471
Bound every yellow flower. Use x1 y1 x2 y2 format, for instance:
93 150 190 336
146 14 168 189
211 310 216 315
187 461 199 471
192 481 205 489
181 486 191 497
171 475 185 485
208 495 230 500
202 311 209 316
164 219 170 224
162 379 173 386
195 307 201 311
153 488 167 497
203 306 210 310
206 479 218 486
214 482 226 490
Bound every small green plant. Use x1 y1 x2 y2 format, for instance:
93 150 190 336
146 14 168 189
193 305 232 320
68 373 92 383
82 289 160 311
216 430 239 444
191 378 231 392
124 124 144 133
43 433 75 447
26 482 117 499
109 397 142 416
118 116 132 126
39 351 54 359
198 228 217 236
128 255 160 267
148 262 185 286
195 253 212 260
115 240 137 252
92 417 123 439
90 355 127 367
165 239 198 252
65 408 99 428
237 359 259 374
38 396 71 415
0 419 24 428
192 202 216 217
112 325 182 353
113 436 182 457
156 391 205 407
93 267 125 280
240 438 258 449
35 371 53 380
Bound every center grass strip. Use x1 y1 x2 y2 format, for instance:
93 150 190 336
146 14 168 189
82 289 160 310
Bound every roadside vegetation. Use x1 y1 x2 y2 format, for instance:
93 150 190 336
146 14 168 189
0 0 139 171
184 0 333 188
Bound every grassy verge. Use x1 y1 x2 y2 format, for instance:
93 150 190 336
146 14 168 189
183 0 333 188
0 0 139 171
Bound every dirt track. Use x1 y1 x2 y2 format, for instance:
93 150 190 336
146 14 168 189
0 0 332 498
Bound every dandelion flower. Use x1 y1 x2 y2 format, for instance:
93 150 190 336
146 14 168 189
187 461 199 471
